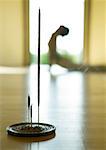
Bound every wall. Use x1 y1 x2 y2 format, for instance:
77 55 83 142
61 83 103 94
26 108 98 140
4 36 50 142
0 0 29 66
84 0 106 66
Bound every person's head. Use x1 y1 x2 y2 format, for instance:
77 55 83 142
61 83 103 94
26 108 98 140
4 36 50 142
57 25 69 36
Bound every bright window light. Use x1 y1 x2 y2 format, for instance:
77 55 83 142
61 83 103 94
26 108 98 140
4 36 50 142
29 0 85 55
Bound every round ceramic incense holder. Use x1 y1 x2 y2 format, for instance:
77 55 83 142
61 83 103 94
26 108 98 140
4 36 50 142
7 122 56 138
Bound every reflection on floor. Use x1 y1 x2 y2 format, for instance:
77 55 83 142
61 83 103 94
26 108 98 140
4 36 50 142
0 65 106 150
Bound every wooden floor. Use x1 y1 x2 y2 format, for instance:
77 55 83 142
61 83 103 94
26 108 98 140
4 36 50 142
0 65 106 150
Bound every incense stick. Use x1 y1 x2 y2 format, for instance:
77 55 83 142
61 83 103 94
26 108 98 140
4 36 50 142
38 8 41 124
30 105 32 127
28 95 30 122
28 95 30 108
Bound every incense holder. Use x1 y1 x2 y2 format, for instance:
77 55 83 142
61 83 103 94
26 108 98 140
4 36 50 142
7 122 56 138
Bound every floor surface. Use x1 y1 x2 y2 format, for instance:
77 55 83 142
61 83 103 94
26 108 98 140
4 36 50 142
0 65 106 150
